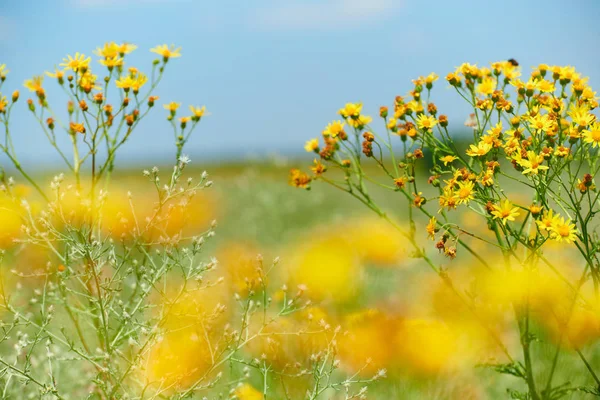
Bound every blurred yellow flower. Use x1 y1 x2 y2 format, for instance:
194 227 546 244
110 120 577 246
234 384 263 400
59 52 91 72
151 44 182 59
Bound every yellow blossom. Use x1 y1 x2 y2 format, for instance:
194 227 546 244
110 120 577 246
529 113 554 134
415 114 437 131
477 77 496 96
455 180 475 204
517 151 549 175
550 217 578 244
150 44 182 59
466 142 492 157
536 209 559 232
24 76 44 92
338 102 363 119
426 217 437 240
45 69 65 80
347 114 372 129
59 52 91 72
582 122 600 147
322 120 345 137
440 155 457 166
98 56 123 68
163 102 181 112
189 105 206 118
491 200 520 225
304 138 319 152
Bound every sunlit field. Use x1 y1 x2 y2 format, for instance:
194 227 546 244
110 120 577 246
1 38 600 400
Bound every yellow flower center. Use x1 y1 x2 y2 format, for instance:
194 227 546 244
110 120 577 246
558 225 570 237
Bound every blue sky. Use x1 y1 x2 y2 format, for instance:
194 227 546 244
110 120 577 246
0 0 599 167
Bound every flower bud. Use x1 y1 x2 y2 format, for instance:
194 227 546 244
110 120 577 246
11 90 19 103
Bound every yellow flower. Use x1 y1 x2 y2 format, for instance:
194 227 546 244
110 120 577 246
465 141 492 157
94 42 136 58
115 75 134 90
163 102 181 112
98 56 123 68
117 42 138 55
24 76 44 92
440 155 457 166
491 199 520 225
424 72 439 85
347 114 372 129
59 52 91 72
338 102 362 118
131 73 148 92
45 69 65 80
0 96 7 113
322 120 345 137
304 138 319 152
536 209 559 232
78 71 100 92
529 113 554 134
582 122 600 147
150 44 182 60
480 169 494 186
426 217 437 240
536 79 555 93
455 180 475 204
517 151 549 175
189 105 206 118
568 103 596 127
0 64 9 77
234 384 264 400
550 217 578 244
477 77 496 96
415 114 437 131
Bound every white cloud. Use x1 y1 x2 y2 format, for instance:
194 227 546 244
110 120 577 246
251 0 402 31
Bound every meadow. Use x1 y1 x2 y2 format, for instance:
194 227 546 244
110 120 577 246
0 44 599 399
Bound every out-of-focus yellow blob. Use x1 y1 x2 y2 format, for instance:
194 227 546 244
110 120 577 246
341 217 407 266
0 192 24 248
51 183 217 240
395 318 460 375
539 297 600 349
246 307 329 370
287 237 361 303
216 242 263 296
143 284 229 391
338 309 398 374
234 383 264 400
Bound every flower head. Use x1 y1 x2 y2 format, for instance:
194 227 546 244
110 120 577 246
440 155 457 166
550 217 578 243
189 105 206 119
583 122 600 148
338 102 363 119
60 53 91 72
322 120 346 138
415 114 437 131
151 44 182 60
491 200 520 225
304 138 319 152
